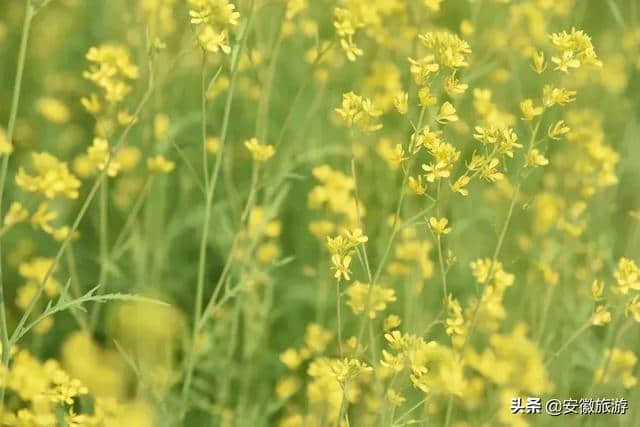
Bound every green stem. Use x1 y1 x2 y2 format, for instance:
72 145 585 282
180 2 256 417
90 178 109 330
372 105 428 285
111 176 154 260
462 119 541 351
437 235 448 301
0 0 34 407
201 51 209 190
337 280 343 357
544 321 591 367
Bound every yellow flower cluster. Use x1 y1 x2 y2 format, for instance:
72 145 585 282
335 91 383 133
614 257 640 294
308 165 361 231
466 323 553 394
0 344 149 426
326 228 368 281
346 281 396 319
147 154 175 174
594 348 638 389
189 0 240 55
244 137 276 162
82 44 139 106
549 27 602 72
15 152 81 199
15 257 60 315
386 227 434 280
381 330 466 396
469 258 515 332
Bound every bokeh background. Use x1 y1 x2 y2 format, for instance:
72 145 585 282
0 0 639 426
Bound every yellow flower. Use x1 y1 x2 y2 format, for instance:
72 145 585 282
88 138 120 177
4 202 29 227
408 175 428 195
418 86 437 107
331 254 352 281
592 305 611 326
479 157 504 182
387 388 406 407
525 149 549 167
422 162 450 182
408 55 439 86
153 113 170 140
329 358 372 384
15 152 82 199
531 50 546 74
335 92 382 132
31 202 57 234
147 155 175 174
340 36 363 62
626 296 640 322
436 102 459 124
591 280 605 300
383 314 402 331
614 257 640 293
83 44 138 104
594 348 637 389
275 375 301 400
429 217 451 235
304 323 333 354
36 97 70 124
444 72 468 96
343 228 368 246
197 26 231 54
551 50 581 73
548 120 570 140
346 281 396 319
189 8 211 25
450 175 471 196
393 92 409 114
117 110 137 126
520 99 543 121
80 93 101 114
244 138 276 162
446 294 465 337
423 0 443 12
280 348 304 370
388 144 407 167
542 85 576 107
419 31 471 69
549 28 602 73
206 137 221 154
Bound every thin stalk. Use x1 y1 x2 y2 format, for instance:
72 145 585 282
201 51 209 190
544 321 591 367
462 119 541 350
436 235 448 300
393 396 430 425
240 162 259 223
90 179 109 330
337 279 343 357
64 244 88 331
535 283 555 343
337 383 349 427
372 105 428 285
181 2 256 416
111 176 154 260
0 0 34 407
